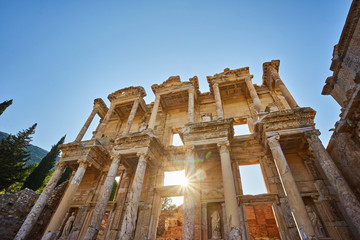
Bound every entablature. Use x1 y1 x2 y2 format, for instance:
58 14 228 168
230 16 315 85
179 118 234 146
59 139 111 170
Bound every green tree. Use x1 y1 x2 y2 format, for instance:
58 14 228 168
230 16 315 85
57 166 73 186
109 180 118 201
23 135 65 191
161 197 176 210
0 99 13 116
0 123 37 192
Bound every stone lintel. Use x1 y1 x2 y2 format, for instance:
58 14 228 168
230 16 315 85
155 185 184 197
206 66 250 93
58 139 110 170
237 194 277 205
179 118 234 144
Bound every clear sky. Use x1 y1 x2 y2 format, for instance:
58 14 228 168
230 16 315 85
0 1 352 151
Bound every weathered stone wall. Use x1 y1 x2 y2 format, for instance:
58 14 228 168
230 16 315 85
0 182 67 240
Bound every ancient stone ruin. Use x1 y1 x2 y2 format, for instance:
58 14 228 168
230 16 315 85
13 58 360 240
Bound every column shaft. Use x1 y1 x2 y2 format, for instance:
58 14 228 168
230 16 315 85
306 132 360 233
41 160 88 240
245 78 264 113
217 142 242 239
201 203 208 240
76 109 97 141
15 162 66 240
119 153 148 240
182 146 196 240
272 72 298 108
95 104 115 138
148 95 160 130
83 157 121 240
188 88 195 123
213 83 224 120
267 135 315 240
123 99 140 134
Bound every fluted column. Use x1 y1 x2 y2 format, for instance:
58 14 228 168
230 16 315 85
83 156 121 240
15 161 66 240
123 98 140 134
95 104 115 138
271 71 298 108
76 109 97 141
42 159 89 240
201 203 208 240
217 142 242 240
182 146 196 240
188 87 195 123
305 131 360 233
213 82 224 120
245 77 264 113
119 152 148 240
148 94 161 130
267 135 315 240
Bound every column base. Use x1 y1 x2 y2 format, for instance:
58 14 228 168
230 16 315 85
229 226 242 240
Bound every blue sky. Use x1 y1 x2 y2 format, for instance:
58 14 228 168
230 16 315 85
0 1 352 151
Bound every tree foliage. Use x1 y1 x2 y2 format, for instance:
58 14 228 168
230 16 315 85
57 166 73 187
0 123 37 192
161 197 176 211
0 99 13 116
23 135 65 191
109 180 118 201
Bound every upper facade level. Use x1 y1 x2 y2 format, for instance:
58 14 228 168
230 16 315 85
73 60 301 148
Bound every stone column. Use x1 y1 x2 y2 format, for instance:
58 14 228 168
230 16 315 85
217 142 242 240
267 135 315 240
245 77 264 113
123 98 140 134
188 87 195 123
213 82 224 120
119 152 148 240
201 203 208 240
95 104 115 138
14 161 66 240
305 131 360 233
76 109 97 141
271 71 298 108
42 159 89 240
83 156 121 240
148 94 161 130
182 146 196 240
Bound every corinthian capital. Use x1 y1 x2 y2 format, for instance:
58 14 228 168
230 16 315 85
267 134 280 149
56 160 66 170
77 158 89 168
137 152 148 162
304 130 321 143
217 141 230 154
184 145 195 155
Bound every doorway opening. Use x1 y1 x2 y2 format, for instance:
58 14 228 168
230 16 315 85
245 204 280 240
156 196 183 240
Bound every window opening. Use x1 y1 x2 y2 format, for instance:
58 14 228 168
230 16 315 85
234 124 251 136
239 164 267 195
164 170 188 187
171 133 184 146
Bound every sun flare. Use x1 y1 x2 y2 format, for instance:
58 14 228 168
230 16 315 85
164 170 188 187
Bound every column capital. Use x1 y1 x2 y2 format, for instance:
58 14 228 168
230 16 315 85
110 154 122 164
213 81 219 87
56 160 67 170
267 134 280 149
137 152 148 162
184 145 195 155
304 130 321 143
188 85 195 93
77 159 89 168
217 141 230 154
154 93 161 100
